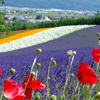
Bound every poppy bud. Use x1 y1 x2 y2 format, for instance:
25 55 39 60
95 91 97 94
47 77 50 80
73 96 77 100
72 51 76 56
67 50 73 56
97 33 100 38
71 73 74 78
10 68 15 76
31 72 35 76
36 48 42 55
37 63 41 70
99 38 100 46
50 95 57 100
95 92 100 99
34 92 41 100
51 58 56 67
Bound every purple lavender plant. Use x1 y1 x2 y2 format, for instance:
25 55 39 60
0 25 100 99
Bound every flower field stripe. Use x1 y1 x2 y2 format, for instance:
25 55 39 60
0 28 50 45
0 25 95 53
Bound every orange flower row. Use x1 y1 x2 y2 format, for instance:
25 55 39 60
0 28 50 45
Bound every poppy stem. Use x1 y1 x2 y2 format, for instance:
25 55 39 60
77 85 81 100
45 58 52 100
96 62 99 75
36 70 38 80
0 89 4 100
75 81 80 93
97 39 99 49
73 81 80 99
82 84 90 100
62 55 71 99
62 55 74 100
8 75 11 79
93 63 97 71
87 84 96 100
94 79 100 95
97 38 100 49
66 73 74 98
24 55 38 94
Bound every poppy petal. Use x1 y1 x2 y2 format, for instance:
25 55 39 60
81 67 98 84
28 80 46 90
91 47 100 63
10 94 25 100
0 70 2 76
76 62 98 85
24 88 32 99
3 79 25 100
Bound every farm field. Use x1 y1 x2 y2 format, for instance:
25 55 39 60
0 28 50 44
0 25 100 100
0 29 37 39
0 25 94 52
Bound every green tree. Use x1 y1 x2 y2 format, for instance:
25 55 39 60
0 0 5 34
0 12 4 24
0 24 4 32
0 12 4 33
35 15 42 19
5 24 12 35
96 11 100 17
0 0 5 4
94 16 100 25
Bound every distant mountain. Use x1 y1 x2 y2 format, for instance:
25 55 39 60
4 0 100 11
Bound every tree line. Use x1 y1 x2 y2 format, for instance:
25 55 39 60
1 11 100 35
11 15 100 31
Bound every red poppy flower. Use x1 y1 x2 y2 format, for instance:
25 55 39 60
0 70 2 76
3 79 25 100
91 47 100 63
23 73 46 99
23 88 33 99
0 65 2 76
76 62 98 85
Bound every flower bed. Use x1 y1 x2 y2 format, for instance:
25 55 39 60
0 25 94 52
0 28 50 45
0 25 100 100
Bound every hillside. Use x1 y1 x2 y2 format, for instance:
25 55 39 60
4 0 100 11
0 25 99 57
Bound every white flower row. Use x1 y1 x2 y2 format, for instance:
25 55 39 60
0 25 95 52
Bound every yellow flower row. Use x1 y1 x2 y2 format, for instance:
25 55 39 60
0 28 50 45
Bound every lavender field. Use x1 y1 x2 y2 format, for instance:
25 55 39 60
0 25 100 99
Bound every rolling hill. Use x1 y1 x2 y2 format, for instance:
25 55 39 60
0 25 99 57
